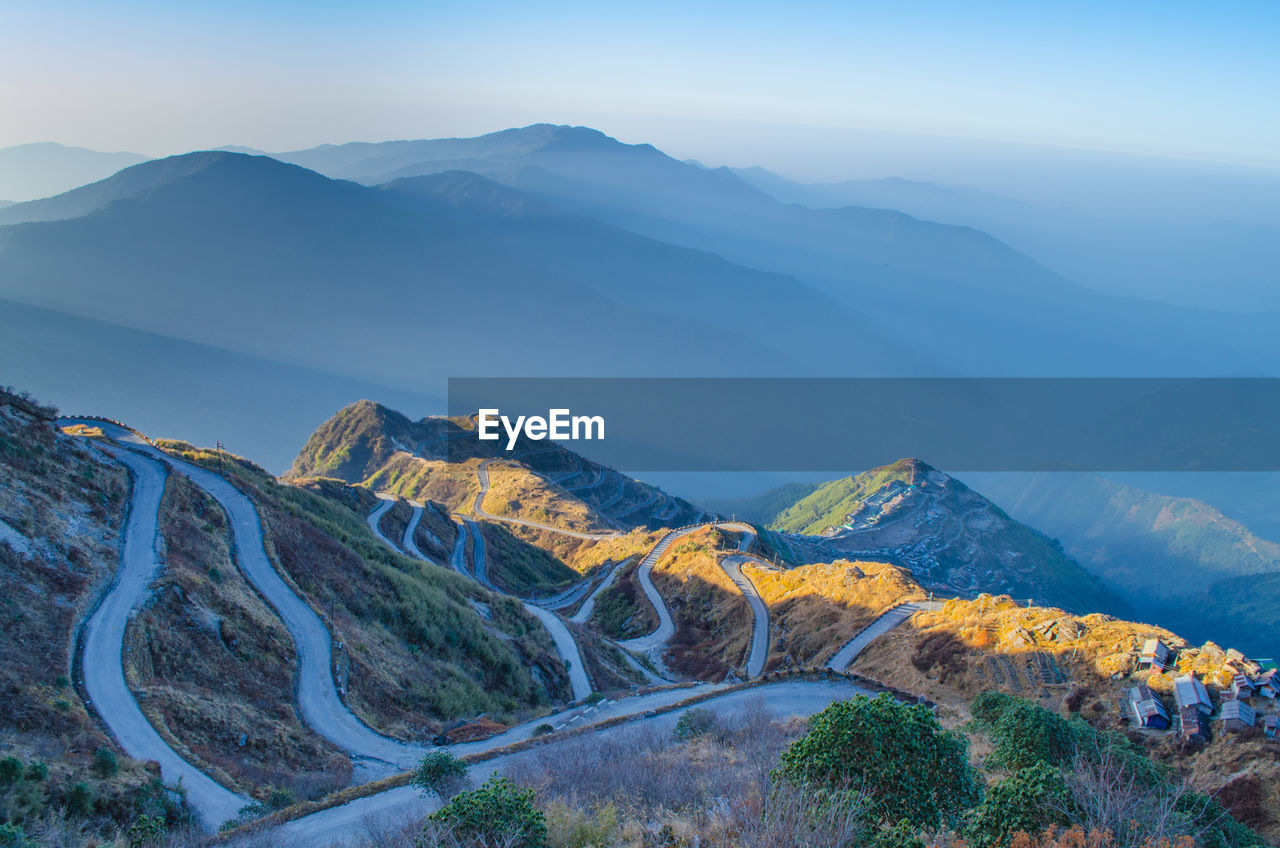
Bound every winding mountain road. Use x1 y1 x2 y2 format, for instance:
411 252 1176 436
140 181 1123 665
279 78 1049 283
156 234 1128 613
720 556 770 678
619 522 760 664
365 494 395 547
63 421 429 773
568 558 629 624
81 445 248 830
370 502 593 702
824 600 945 672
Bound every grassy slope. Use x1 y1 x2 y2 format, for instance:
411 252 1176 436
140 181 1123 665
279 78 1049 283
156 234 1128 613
744 559 925 670
771 460 919 535
126 474 349 801
650 527 752 680
695 481 821 526
287 399 415 483
852 594 1280 843
588 559 660 640
0 397 195 840
157 440 573 731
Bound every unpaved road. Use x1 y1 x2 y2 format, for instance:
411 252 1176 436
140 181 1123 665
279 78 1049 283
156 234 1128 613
81 445 248 830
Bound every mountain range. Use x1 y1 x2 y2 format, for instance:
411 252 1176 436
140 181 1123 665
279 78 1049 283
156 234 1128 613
0 142 148 203
732 166 1280 313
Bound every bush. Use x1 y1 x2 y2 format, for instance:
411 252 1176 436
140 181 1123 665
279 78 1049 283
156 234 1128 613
92 746 118 778
428 776 546 848
414 751 470 798
979 697 1075 773
545 800 619 848
65 782 92 817
776 693 980 830
0 759 21 787
964 763 1071 848
126 813 166 847
531 723 554 737
0 824 24 847
674 707 718 740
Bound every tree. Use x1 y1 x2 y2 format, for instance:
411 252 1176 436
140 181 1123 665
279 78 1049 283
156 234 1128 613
413 751 470 799
427 776 546 848
775 693 980 830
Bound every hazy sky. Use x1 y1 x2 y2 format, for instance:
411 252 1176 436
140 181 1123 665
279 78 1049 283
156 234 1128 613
3 0 1279 175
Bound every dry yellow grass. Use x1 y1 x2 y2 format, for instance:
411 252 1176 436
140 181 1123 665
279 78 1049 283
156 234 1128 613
506 524 659 577
743 559 925 670
364 453 479 512
651 528 753 679
482 461 613 533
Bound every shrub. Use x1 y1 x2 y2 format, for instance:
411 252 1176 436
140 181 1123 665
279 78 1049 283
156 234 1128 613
775 693 980 830
964 763 1071 848
982 698 1075 773
126 813 166 847
531 723 554 737
92 746 118 778
545 800 619 848
428 775 546 848
414 751 470 798
0 758 22 787
674 707 718 740
65 782 92 816
0 824 24 847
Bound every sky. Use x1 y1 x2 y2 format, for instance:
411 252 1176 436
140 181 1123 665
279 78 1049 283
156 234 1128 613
3 0 1279 178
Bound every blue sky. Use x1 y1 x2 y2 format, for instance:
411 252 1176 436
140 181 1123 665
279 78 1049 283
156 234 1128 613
3 0 1278 173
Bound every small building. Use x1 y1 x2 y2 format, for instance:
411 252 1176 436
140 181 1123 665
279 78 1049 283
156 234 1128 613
1179 706 1211 744
1219 699 1256 733
1255 669 1279 700
1174 674 1213 715
1264 715 1279 739
1232 673 1255 699
1140 638 1170 670
1127 685 1170 730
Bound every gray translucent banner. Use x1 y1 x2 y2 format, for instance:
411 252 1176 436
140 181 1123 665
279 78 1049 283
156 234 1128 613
447 378 1280 471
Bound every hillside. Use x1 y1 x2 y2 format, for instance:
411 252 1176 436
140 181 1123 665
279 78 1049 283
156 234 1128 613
696 480 821 526
0 390 587 841
291 400 706 533
972 471 1280 657
0 142 147 204
763 460 1119 614
0 390 189 841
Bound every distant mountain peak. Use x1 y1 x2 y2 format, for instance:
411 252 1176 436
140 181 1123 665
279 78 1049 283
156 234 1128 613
0 150 338 226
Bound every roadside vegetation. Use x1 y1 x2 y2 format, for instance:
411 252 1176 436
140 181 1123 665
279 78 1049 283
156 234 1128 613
241 691 1263 848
